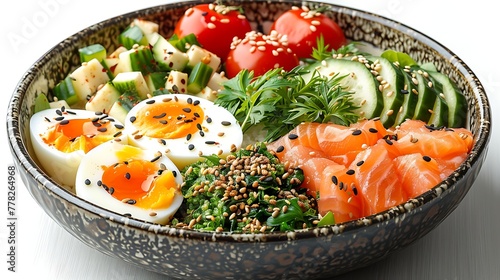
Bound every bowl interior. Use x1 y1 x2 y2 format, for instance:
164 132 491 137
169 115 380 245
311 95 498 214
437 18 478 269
6 0 492 278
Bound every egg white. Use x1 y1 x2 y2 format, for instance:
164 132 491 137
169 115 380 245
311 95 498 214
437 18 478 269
124 94 243 169
29 108 127 191
74 141 184 224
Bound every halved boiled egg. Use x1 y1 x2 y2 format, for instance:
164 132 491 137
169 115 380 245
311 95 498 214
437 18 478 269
124 94 243 169
29 107 127 191
75 141 183 224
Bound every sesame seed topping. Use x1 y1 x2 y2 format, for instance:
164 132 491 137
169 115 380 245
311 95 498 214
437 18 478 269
288 133 298 140
422 155 432 162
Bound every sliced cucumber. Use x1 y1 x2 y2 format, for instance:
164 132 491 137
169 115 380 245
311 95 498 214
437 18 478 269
69 58 110 106
187 62 214 94
112 71 150 100
422 70 448 128
420 66 467 128
118 25 148 49
85 82 121 113
108 91 142 123
113 45 157 75
53 75 79 106
145 72 168 92
366 55 406 128
394 67 419 126
79 44 107 63
303 58 384 120
152 35 189 71
407 66 437 123
169 33 200 52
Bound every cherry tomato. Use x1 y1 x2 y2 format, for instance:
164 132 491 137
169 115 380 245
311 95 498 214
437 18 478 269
270 6 347 59
173 3 253 60
225 30 300 78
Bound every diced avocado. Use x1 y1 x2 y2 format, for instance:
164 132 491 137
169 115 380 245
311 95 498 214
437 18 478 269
113 45 157 75
79 44 107 63
69 58 110 106
85 82 121 113
113 71 151 100
186 44 221 73
169 33 201 52
53 76 79 106
166 70 188 94
152 35 189 71
187 62 214 94
145 72 168 92
118 25 148 49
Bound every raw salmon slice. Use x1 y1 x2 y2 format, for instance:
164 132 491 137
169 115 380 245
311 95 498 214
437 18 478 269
318 164 364 223
393 153 442 198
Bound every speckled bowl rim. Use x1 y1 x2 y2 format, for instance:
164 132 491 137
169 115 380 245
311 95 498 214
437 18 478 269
7 0 492 243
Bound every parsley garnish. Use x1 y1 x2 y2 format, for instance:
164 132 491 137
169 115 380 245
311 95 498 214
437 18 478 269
215 65 360 143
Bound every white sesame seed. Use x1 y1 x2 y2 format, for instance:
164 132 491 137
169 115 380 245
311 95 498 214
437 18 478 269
207 22 216 29
311 20 320 26
185 7 194 16
309 25 317 32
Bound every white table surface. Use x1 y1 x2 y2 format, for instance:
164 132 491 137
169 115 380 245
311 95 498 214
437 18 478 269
1 1 499 279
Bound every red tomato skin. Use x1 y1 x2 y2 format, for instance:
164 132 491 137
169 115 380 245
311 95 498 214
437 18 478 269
225 31 300 78
173 4 253 60
271 8 347 59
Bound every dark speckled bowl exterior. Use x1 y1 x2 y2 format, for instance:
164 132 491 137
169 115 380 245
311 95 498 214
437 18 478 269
6 1 491 279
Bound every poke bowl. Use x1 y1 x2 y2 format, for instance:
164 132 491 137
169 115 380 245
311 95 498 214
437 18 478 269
6 0 491 279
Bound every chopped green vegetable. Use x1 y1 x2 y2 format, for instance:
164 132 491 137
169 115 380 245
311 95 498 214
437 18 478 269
380 49 417 67
174 143 318 233
34 93 50 113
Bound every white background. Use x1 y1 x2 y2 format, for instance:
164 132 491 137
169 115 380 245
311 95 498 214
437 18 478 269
1 1 499 279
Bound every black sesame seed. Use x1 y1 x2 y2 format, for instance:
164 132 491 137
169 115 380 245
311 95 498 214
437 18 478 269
205 140 216 145
97 127 107 133
193 100 200 106
54 116 65 121
113 131 122 137
125 172 131 180
276 145 285 153
146 99 155 104
159 120 168 124
401 89 409 94
108 187 114 195
194 112 200 118
56 109 62 116
288 133 298 140
97 180 102 186
84 179 91 185
153 112 166 119
384 138 393 145
127 199 137 205
188 144 195 150
331 175 338 185
352 129 362 136
60 106 66 112
114 124 124 129
339 181 344 190
94 111 103 115
346 169 355 175
183 107 192 113
186 134 192 141
59 120 70 125
130 116 136 123
66 110 76 115
356 160 364 166
44 117 51 122
369 128 378 133
352 186 358 196
172 170 177 177
196 123 202 130
221 121 231 126
422 155 432 162
93 122 102 127
263 176 274 182
151 155 161 162
199 131 205 137
187 97 193 104
207 117 212 123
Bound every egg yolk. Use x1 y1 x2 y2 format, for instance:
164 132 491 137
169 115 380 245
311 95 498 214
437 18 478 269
133 99 204 139
42 118 119 153
101 159 178 210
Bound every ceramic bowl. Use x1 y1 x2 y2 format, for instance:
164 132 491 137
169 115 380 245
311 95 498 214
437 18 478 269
6 1 491 279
